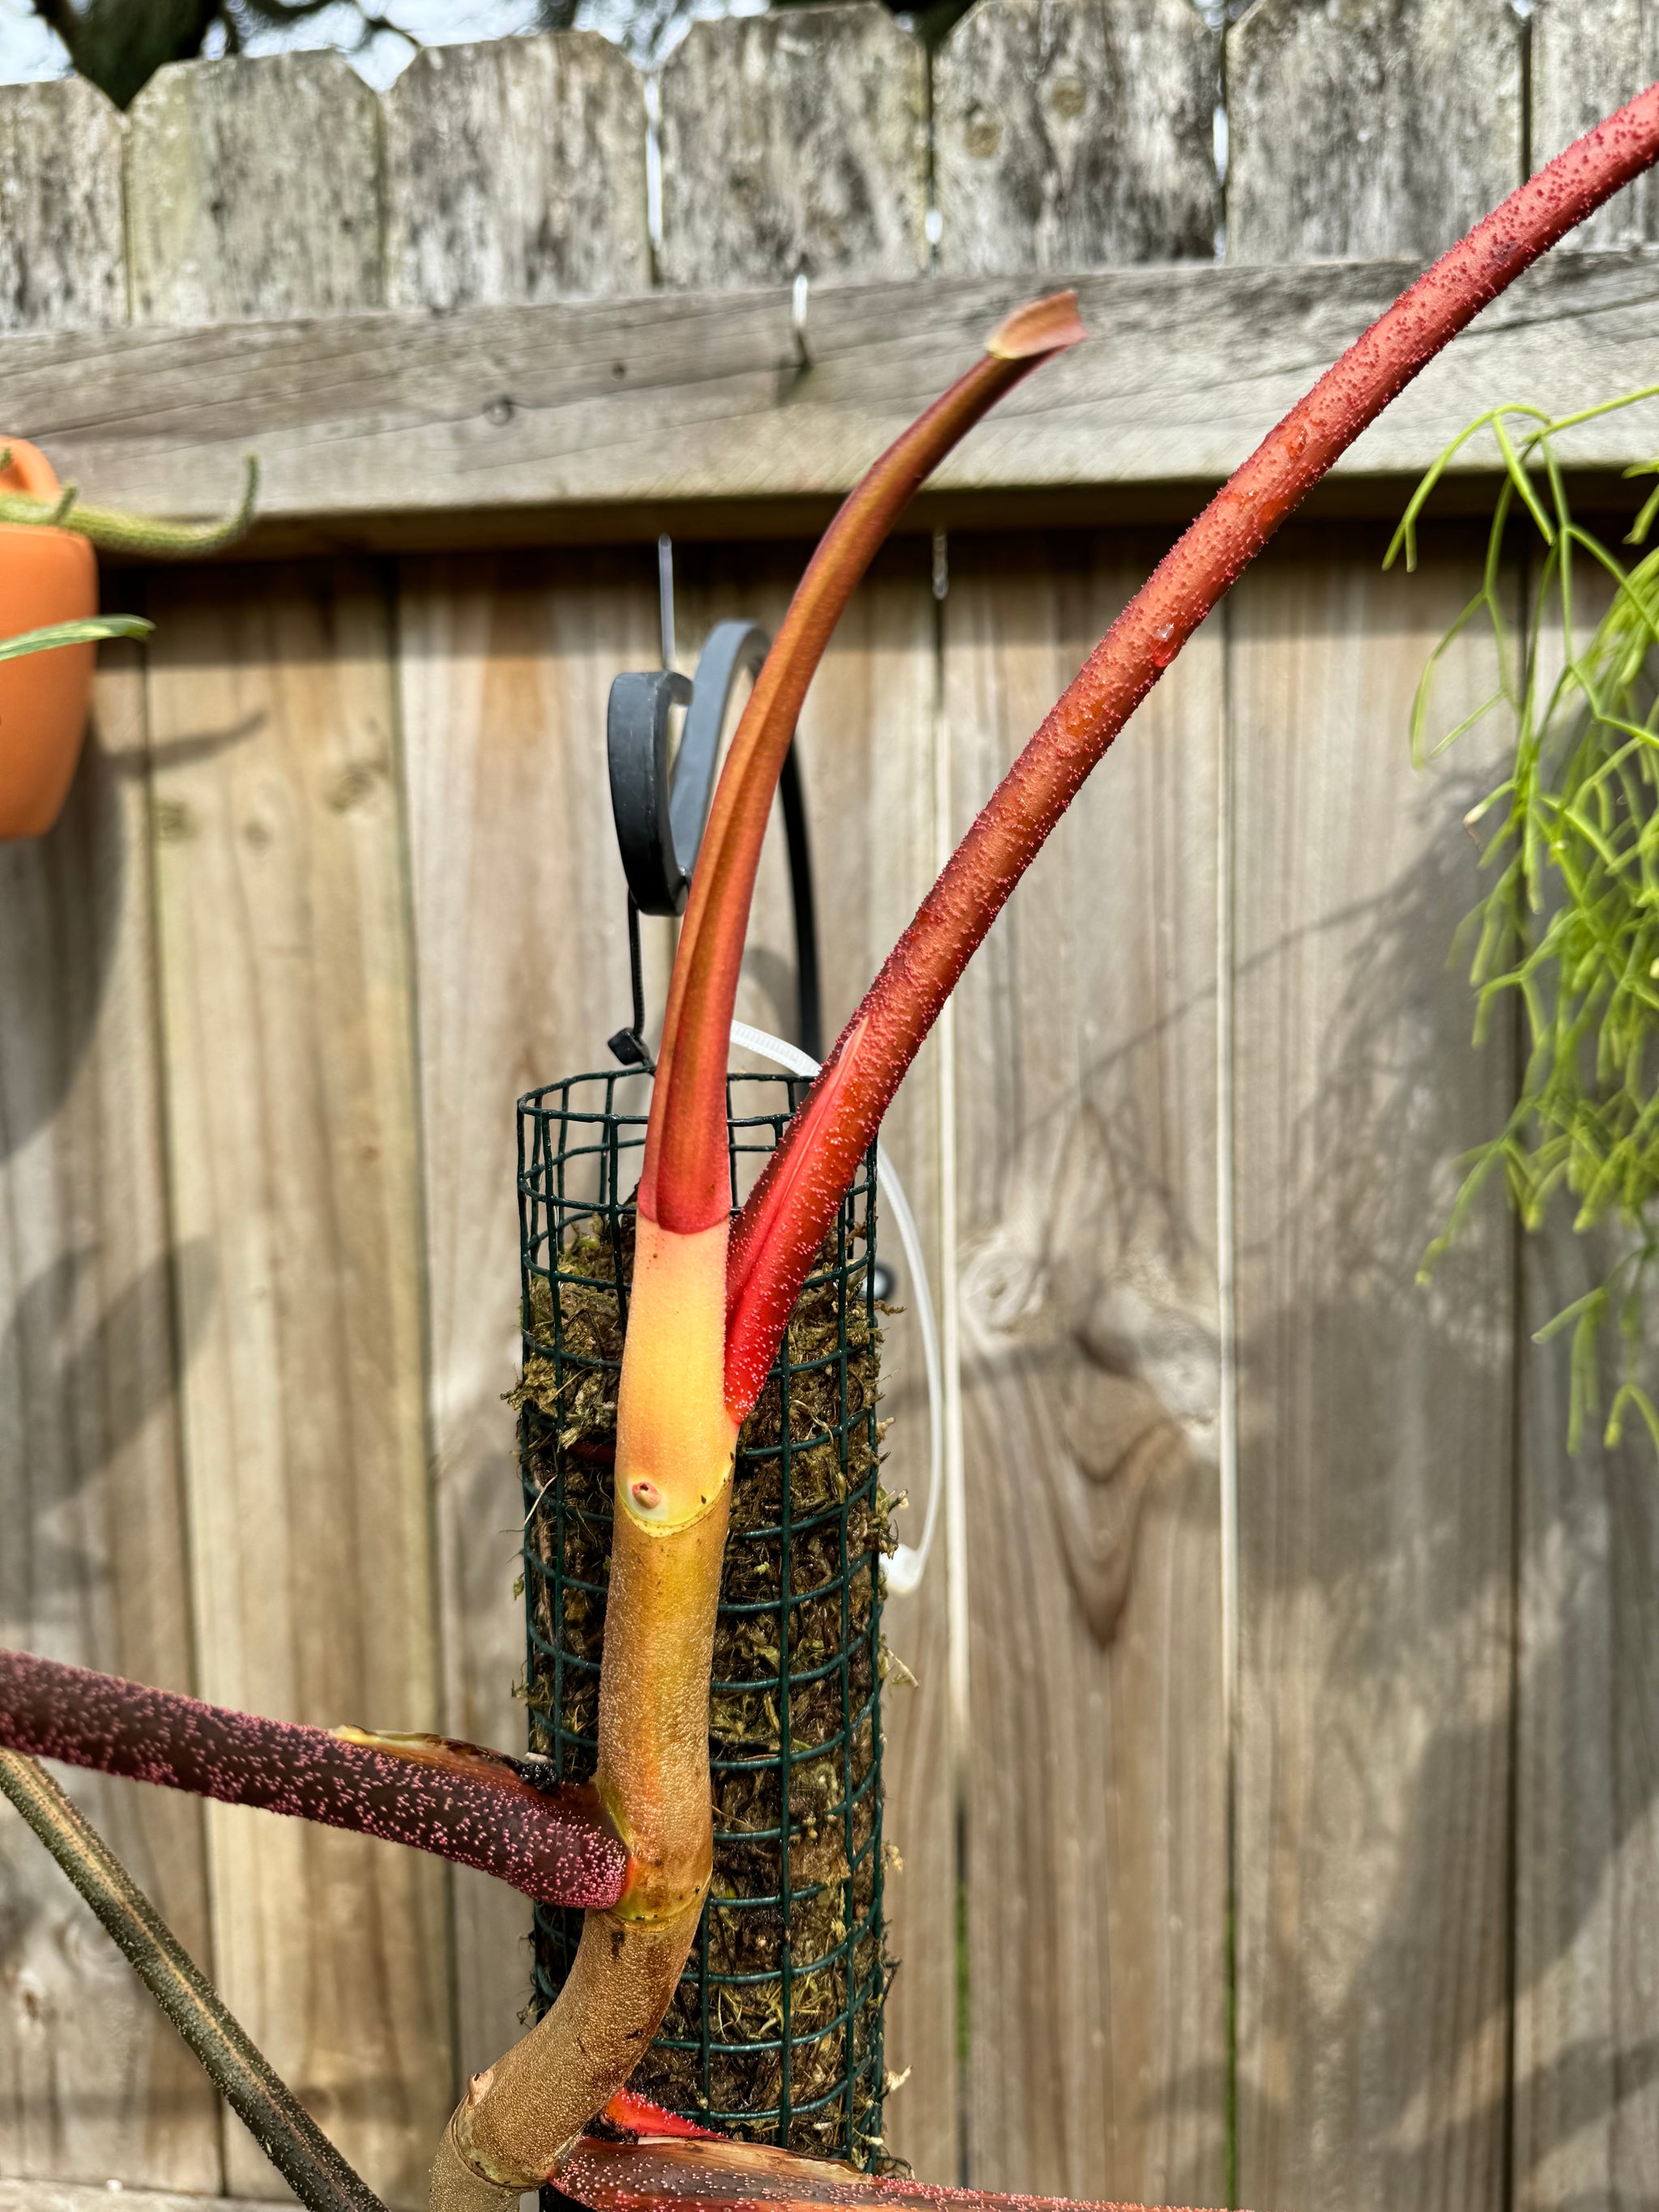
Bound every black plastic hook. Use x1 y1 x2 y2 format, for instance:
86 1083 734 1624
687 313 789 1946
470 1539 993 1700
607 620 821 1064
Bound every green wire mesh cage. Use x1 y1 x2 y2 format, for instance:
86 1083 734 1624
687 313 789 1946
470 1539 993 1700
517 1068 893 2167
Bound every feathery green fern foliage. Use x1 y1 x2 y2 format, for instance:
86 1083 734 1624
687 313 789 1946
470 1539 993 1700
1394 387 1659 1453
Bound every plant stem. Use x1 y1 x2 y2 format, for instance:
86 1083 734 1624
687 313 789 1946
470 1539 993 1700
0 1644 629 1907
0 1750 387 2212
723 77 1659 1407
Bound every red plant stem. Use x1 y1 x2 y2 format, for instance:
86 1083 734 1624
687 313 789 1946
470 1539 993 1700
558 2129 1183 2212
0 1647 629 1909
722 80 1659 1416
641 293 1085 1236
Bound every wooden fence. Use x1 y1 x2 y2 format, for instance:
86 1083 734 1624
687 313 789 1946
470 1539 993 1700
2 2 1657 2209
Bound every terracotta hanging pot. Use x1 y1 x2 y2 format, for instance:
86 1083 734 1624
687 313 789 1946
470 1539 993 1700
0 437 97 841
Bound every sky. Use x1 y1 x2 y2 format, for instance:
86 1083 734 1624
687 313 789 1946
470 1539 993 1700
0 0 768 87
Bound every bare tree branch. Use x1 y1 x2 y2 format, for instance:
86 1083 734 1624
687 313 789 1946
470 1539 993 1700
0 1750 389 2212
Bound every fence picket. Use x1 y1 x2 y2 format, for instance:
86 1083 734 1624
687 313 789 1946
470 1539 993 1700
1226 12 1521 2207
0 647 223 2195
386 32 666 2082
942 532 1227 2203
932 0 1216 275
128 52 447 2206
126 53 383 322
667 538 952 2178
0 81 220 2196
1530 0 1659 249
0 81 125 330
1226 0 1521 262
658 5 926 289
385 34 650 312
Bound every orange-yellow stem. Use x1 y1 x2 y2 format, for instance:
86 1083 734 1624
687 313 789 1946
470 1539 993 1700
433 1223 736 2212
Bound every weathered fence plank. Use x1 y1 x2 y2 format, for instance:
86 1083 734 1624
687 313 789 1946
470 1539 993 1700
655 80 949 2167
397 547 661 2084
943 537 1227 2201
0 81 125 331
129 59 446 2205
1507 552 1659 2201
1512 1225 1659 2206
1226 36 1521 2203
0 92 216 2195
384 28 669 2092
384 34 650 313
658 6 927 291
669 538 953 2176
932 0 1216 275
1226 0 1522 262
126 53 384 324
1227 535 1516 2212
1530 0 1659 250
143 563 447 2206
0 646 223 2195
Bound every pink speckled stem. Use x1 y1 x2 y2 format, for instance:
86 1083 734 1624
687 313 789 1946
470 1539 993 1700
0 1647 628 1909
723 80 1659 1414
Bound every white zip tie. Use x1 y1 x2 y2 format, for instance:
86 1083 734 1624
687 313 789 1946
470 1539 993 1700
730 1020 942 1597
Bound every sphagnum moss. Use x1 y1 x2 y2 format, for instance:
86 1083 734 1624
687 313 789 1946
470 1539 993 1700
514 1214 898 2164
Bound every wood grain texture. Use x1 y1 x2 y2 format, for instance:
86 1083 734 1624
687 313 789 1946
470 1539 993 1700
1226 0 1521 262
1505 574 1659 2203
1227 531 1516 2212
143 564 446 2206
1228 63 1522 2204
0 80 125 334
395 547 661 2082
384 34 650 313
0 646 222 2195
126 53 384 325
18 249 1659 537
0 2187 284 2212
667 540 953 2177
384 50 655 2084
657 6 926 290
1511 1229 1659 2210
1530 0 1659 249
941 535 1226 2202
932 0 1217 276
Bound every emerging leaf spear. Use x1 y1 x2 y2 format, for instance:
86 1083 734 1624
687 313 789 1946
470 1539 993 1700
5 77 1659 2212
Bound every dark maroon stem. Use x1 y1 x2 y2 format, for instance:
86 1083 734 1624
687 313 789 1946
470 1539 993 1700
0 1647 629 1909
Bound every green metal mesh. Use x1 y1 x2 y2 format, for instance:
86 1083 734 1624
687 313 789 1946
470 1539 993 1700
517 1069 889 2166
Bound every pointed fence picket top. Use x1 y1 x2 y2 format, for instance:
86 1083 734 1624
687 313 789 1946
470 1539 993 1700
383 33 650 312
932 0 1216 274
1226 0 1523 261
2 2 1659 2206
657 5 928 288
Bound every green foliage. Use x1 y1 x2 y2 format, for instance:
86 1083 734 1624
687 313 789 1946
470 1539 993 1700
0 454 259 560
0 615 151 660
1396 387 1659 1454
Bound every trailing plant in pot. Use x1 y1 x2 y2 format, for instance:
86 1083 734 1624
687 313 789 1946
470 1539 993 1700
0 438 255 836
5 78 1659 2212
